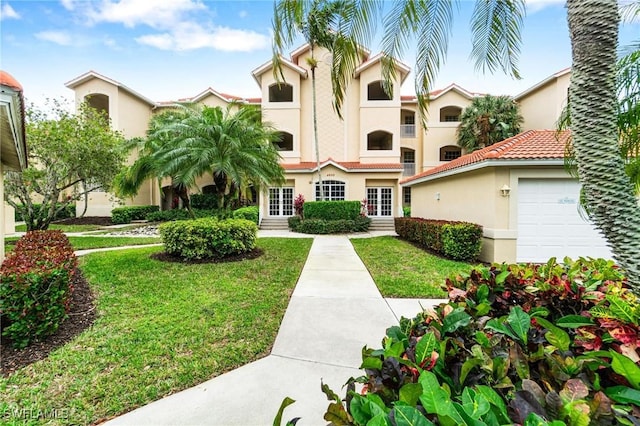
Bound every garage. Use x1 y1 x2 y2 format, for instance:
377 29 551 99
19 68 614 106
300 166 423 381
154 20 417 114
517 178 613 262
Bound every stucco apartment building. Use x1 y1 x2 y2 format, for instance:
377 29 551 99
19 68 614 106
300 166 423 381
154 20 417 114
64 45 571 239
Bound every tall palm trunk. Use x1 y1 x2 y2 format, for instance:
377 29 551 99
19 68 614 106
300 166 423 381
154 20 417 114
568 0 640 287
310 45 324 201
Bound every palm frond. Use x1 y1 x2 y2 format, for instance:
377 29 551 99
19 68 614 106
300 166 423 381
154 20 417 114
470 0 525 79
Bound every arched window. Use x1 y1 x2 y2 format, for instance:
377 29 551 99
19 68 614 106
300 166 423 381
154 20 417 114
440 145 462 161
367 81 392 101
269 83 293 102
274 131 293 151
367 130 393 150
439 106 462 122
85 93 109 117
315 180 345 201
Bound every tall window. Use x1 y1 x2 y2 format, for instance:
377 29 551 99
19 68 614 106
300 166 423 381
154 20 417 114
269 83 293 102
274 132 293 151
440 145 462 161
367 130 393 150
439 106 462 122
367 81 392 101
315 180 345 201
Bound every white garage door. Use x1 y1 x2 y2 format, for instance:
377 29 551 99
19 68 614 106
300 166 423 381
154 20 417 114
517 179 613 262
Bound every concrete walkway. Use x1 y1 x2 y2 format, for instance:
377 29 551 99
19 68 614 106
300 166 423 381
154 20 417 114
105 235 444 425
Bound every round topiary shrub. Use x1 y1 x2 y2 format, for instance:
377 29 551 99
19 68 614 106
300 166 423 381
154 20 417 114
159 218 257 260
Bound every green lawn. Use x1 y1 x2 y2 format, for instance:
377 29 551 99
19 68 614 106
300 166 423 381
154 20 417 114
5 236 162 252
14 223 105 233
0 238 312 425
351 236 475 298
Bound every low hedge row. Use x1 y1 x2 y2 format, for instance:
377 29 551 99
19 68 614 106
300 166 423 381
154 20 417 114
159 218 258 260
190 193 220 210
303 200 361 221
14 203 76 222
394 217 483 261
111 205 159 224
0 231 78 348
288 216 371 234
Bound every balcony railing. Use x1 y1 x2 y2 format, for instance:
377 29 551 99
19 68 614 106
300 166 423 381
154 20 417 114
402 163 416 176
400 124 416 138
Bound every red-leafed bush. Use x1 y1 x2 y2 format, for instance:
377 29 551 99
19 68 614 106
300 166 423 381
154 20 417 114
395 217 483 261
0 231 77 348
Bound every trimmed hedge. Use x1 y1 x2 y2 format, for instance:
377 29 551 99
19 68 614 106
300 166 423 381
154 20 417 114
395 217 482 261
159 218 257 260
145 208 231 222
289 216 371 234
232 206 259 225
303 200 361 221
0 231 78 348
111 205 159 224
14 203 76 222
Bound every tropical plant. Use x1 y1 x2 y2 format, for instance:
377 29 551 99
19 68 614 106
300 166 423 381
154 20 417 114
3 100 126 230
321 257 640 425
456 95 523 152
114 104 285 213
272 0 379 200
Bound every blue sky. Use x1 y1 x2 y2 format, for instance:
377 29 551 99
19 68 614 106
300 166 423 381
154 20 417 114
1 0 638 107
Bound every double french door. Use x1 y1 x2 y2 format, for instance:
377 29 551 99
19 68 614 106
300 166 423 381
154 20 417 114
366 187 393 217
269 187 294 216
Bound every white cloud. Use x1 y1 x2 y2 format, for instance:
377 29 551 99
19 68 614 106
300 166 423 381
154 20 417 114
136 22 269 52
87 0 206 28
35 30 73 46
525 0 565 14
60 0 76 11
1 3 20 20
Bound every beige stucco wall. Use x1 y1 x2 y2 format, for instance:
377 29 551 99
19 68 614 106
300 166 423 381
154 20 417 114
517 73 570 131
1 162 5 261
408 167 515 263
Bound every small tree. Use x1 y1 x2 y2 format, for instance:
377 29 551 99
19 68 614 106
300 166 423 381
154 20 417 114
456 95 524 152
3 100 126 230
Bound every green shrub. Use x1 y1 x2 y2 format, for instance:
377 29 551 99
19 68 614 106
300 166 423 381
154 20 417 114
303 200 360 220
14 203 75 222
322 257 640 424
402 206 411 217
145 208 222 222
111 205 159 224
0 231 77 348
289 216 371 234
287 215 301 230
442 223 483 261
395 217 482 261
232 206 259 225
159 218 257 260
190 193 220 210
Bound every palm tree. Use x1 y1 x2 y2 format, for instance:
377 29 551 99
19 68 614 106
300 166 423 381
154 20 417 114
115 104 285 213
272 0 380 200
566 0 640 286
456 95 523 152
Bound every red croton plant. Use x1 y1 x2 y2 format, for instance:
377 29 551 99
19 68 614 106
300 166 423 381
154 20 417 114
313 257 640 425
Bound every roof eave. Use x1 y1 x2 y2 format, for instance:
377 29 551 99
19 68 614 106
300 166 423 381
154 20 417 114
401 159 565 186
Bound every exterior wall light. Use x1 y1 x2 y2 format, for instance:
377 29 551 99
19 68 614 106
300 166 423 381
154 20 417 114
500 184 511 197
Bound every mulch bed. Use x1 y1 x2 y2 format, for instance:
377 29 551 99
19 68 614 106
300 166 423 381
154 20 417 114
1 271 96 376
151 248 264 264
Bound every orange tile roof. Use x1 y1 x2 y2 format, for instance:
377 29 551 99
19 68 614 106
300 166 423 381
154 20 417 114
0 71 23 91
401 130 571 184
282 158 402 171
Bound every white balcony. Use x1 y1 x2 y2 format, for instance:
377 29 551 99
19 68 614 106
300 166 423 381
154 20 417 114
402 163 416 176
400 124 416 138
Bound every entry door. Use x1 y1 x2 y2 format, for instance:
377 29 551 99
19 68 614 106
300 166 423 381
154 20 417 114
269 187 294 216
367 187 393 217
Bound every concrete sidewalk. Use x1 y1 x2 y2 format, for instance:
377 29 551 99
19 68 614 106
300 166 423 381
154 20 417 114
105 235 443 426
